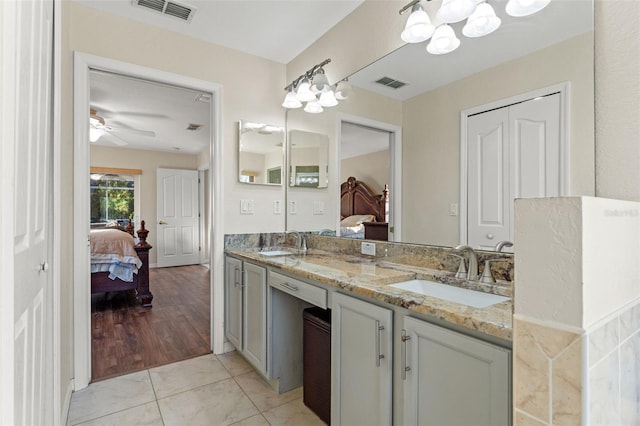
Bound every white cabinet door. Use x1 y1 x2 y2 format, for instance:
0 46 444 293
402 316 511 426
156 168 199 267
466 93 561 249
224 256 243 350
243 262 267 374
332 292 393 426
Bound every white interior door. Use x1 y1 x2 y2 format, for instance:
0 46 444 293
467 108 511 251
156 168 200 267
466 93 561 250
2 0 55 424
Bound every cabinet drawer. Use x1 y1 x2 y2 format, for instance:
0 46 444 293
269 271 327 309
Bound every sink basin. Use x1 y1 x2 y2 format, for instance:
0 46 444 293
259 250 294 257
389 279 509 308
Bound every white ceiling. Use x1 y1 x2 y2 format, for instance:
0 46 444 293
341 122 390 160
73 0 364 64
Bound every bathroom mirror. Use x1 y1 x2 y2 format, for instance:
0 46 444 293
288 129 329 189
238 120 285 185
285 0 594 248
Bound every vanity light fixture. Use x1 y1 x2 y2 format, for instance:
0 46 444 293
399 0 550 54
282 58 350 113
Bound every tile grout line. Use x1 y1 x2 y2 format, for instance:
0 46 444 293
146 369 166 426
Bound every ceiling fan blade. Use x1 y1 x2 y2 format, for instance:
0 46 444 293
107 126 156 138
103 131 129 146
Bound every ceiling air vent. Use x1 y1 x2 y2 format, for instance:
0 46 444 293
132 0 196 22
375 76 407 89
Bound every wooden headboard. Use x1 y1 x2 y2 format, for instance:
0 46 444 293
340 176 389 223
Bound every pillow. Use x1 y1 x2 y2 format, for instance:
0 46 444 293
340 214 376 227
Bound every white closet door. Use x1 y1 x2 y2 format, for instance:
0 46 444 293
467 108 511 250
510 93 561 200
466 93 562 249
156 168 200 267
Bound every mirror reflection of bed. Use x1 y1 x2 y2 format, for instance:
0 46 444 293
340 176 389 241
88 70 212 382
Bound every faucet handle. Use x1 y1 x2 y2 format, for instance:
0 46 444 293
479 258 505 284
448 253 468 279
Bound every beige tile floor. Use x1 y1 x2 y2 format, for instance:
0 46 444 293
67 351 326 426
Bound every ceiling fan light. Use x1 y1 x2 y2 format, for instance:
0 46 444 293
505 0 551 17
311 72 330 94
438 0 477 23
401 4 435 43
427 24 460 55
296 80 317 102
318 90 339 107
282 90 302 109
462 2 501 37
304 100 324 114
334 80 352 100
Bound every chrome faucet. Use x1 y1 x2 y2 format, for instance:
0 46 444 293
453 245 478 281
494 240 513 252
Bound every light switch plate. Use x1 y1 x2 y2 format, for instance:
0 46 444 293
313 201 325 215
240 199 254 215
449 203 458 216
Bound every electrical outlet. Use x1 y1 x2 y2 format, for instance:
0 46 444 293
289 200 297 215
273 200 281 214
361 241 376 256
449 203 458 216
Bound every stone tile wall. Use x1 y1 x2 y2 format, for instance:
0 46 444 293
514 297 640 425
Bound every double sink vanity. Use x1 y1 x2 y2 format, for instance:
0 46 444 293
225 235 513 425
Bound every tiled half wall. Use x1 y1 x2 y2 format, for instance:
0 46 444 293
514 298 640 425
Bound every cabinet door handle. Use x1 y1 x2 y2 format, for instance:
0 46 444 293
280 282 299 292
375 320 385 367
234 267 240 287
401 329 411 380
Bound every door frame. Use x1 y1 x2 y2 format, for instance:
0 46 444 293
336 114 402 241
459 82 570 245
73 52 224 390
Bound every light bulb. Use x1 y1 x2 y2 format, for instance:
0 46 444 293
304 100 324 114
506 0 551 17
401 4 435 43
282 90 302 109
334 80 352 100
438 0 477 23
427 24 460 55
462 2 501 38
318 90 338 107
295 80 316 102
311 72 330 94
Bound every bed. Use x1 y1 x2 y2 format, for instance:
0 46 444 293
340 176 389 240
90 220 153 307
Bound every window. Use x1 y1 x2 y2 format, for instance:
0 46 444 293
90 173 135 226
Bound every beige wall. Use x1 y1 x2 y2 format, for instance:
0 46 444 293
402 33 594 247
58 1 286 409
341 150 390 194
595 0 640 201
90 146 199 265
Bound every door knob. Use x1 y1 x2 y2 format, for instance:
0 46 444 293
486 233 494 240
159 220 168 225
39 262 49 273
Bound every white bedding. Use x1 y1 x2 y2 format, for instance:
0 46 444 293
90 229 142 282
340 224 365 239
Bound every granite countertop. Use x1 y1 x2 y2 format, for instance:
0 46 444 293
225 247 513 342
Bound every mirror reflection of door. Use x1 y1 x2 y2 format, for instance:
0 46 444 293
340 121 392 229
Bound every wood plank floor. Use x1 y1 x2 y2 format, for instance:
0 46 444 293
91 264 211 382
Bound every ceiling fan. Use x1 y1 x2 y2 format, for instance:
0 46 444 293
89 108 156 146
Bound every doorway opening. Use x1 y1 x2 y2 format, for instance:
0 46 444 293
73 53 224 390
337 114 402 241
